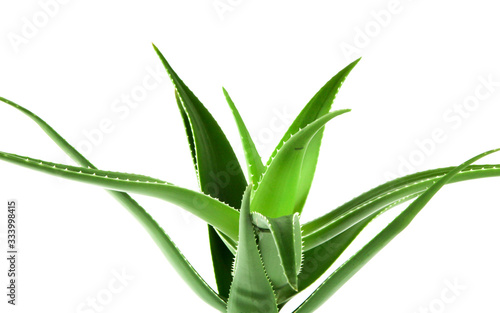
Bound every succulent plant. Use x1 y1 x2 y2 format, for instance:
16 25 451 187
1 45 499 312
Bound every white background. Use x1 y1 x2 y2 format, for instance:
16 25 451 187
1 0 500 312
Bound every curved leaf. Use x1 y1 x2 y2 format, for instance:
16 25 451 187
302 164 500 250
251 109 350 218
294 149 500 313
155 45 248 301
154 45 247 206
0 151 240 242
0 97 227 311
268 58 360 215
175 91 237 299
252 212 302 296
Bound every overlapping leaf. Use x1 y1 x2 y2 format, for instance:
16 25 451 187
155 45 248 300
3 54 500 313
252 212 302 297
251 110 350 218
293 149 500 313
227 186 278 313
0 150 240 242
302 164 500 250
267 58 360 215
0 97 227 311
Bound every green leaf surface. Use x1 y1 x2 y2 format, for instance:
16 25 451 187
252 212 302 296
302 163 500 251
0 97 227 311
175 91 237 300
154 45 247 207
158 47 248 300
280 194 411 305
268 58 360 215
0 151 240 242
298 216 372 292
156 46 249 299
223 87 265 185
251 109 350 218
293 193 410 301
227 187 278 313
175 92 198 169
294 149 500 313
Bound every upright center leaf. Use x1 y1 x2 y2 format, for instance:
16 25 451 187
251 110 350 218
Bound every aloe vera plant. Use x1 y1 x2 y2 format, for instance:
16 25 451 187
1 45 499 312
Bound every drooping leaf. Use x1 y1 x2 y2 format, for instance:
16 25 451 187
223 87 265 185
0 97 227 311
251 109 350 218
302 163 500 250
227 186 278 313
112 192 227 312
0 151 240 242
268 58 360 215
294 149 500 313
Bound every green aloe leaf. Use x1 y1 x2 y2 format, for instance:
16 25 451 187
251 212 302 297
156 44 248 301
251 109 350 218
0 97 226 311
227 186 278 313
302 164 500 251
290 194 410 301
294 148 500 313
0 151 240 242
268 58 360 215
175 90 238 300
223 87 265 185
156 48 247 208
175 93 198 167
298 216 372 292
280 188 414 304
275 217 374 305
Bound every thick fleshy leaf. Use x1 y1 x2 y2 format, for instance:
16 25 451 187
294 195 405 297
227 187 278 313
154 45 247 206
279 194 411 304
207 226 235 301
294 149 500 313
268 58 360 214
302 163 500 251
175 91 238 300
156 44 248 300
175 93 197 168
299 216 372 291
251 109 350 218
276 217 374 305
223 88 265 185
0 97 227 311
0 151 240 242
280 163 500 304
252 212 302 296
